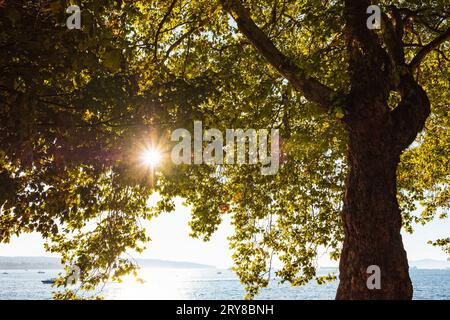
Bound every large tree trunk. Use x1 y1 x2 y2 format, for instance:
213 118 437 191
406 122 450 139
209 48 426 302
335 0 431 299
224 0 434 300
336 115 413 299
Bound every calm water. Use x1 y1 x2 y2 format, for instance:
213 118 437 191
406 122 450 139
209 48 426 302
0 268 449 300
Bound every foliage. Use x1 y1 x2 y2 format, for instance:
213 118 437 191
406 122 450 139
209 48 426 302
0 0 448 298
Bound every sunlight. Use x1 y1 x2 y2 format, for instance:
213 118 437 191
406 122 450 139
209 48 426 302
140 148 162 168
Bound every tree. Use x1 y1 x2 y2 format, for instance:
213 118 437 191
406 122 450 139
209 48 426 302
0 0 449 299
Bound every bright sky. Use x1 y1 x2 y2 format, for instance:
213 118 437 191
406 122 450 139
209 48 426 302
0 199 449 268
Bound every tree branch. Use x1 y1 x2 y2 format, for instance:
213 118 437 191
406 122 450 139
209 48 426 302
380 8 408 90
391 73 430 152
409 29 450 70
161 7 218 64
153 0 178 61
221 0 338 110
381 12 405 67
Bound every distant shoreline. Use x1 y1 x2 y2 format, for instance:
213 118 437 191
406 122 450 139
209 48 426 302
0 256 215 270
0 256 448 270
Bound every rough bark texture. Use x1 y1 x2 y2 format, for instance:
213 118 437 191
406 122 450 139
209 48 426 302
335 0 431 300
335 80 430 299
224 0 436 300
337 112 413 299
335 74 430 299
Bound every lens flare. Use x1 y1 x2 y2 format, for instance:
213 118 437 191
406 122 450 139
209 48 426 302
140 148 162 167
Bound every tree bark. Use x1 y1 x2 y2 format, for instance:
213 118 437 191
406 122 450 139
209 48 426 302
223 0 435 300
335 72 430 299
335 0 431 299
336 112 413 299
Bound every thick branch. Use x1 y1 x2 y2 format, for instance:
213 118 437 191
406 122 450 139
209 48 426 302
391 74 430 151
345 0 384 53
380 10 407 91
382 8 406 67
344 0 392 113
409 29 450 70
221 0 337 110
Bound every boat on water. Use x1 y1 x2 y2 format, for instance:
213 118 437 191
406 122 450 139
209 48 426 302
37 271 45 274
41 278 56 284
217 271 222 274
2 272 8 275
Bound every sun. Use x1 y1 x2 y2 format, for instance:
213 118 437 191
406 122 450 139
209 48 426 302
140 148 162 168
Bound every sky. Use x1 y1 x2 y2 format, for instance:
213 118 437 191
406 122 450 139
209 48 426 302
0 199 449 268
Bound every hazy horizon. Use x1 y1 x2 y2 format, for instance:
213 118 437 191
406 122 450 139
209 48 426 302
1 197 449 269
0 255 449 269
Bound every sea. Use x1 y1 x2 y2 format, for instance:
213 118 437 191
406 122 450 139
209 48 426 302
0 268 449 300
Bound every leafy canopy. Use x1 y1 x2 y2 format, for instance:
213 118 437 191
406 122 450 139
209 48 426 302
0 0 448 298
